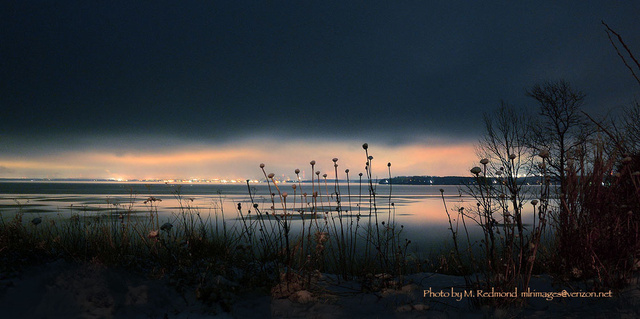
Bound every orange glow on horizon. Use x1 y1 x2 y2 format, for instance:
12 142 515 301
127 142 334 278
84 148 254 165
0 139 479 180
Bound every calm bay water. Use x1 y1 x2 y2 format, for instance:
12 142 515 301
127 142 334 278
0 181 538 254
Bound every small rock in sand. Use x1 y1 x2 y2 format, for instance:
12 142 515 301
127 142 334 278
412 303 429 311
289 290 315 304
396 304 412 312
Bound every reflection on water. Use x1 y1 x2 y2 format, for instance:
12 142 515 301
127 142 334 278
0 182 541 254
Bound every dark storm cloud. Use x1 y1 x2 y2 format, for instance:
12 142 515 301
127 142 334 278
2 1 639 144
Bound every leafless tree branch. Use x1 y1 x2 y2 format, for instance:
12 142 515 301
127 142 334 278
602 20 640 87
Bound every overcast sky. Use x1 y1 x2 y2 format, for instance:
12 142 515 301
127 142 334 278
1 1 639 180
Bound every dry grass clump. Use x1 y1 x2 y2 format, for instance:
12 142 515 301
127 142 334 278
237 143 412 299
441 152 551 307
0 191 250 311
551 147 640 289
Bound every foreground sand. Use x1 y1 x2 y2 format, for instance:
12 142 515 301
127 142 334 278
1 260 639 318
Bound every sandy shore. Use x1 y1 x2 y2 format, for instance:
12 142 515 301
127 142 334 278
1 260 639 318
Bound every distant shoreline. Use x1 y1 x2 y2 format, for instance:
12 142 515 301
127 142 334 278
0 176 551 186
379 175 548 185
